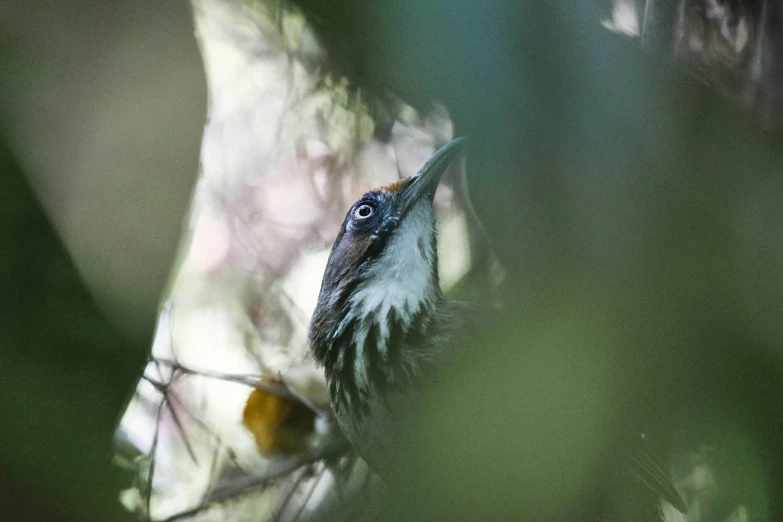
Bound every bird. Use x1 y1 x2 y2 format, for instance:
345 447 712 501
307 138 688 520
307 138 473 467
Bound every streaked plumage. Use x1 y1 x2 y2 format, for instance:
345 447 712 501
308 139 472 471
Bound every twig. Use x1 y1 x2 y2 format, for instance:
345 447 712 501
143 399 166 520
158 440 349 522
153 357 329 415
291 462 324 522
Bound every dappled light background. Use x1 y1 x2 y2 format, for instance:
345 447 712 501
2 1 783 521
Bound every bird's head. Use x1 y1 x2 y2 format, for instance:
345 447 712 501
308 138 466 366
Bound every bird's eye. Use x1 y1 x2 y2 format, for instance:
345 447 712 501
353 203 375 220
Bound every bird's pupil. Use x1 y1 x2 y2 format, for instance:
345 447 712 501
353 203 374 220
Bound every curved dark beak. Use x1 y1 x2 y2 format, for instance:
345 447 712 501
399 137 467 217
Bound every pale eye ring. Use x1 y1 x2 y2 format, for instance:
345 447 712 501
353 203 375 220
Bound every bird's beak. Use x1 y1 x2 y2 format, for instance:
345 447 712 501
399 137 467 217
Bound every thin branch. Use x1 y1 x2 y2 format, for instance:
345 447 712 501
143 399 166 520
200 431 224 507
165 395 200 466
271 467 311 521
291 462 324 522
158 440 349 522
154 357 329 415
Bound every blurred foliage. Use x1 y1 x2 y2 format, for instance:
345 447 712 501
0 144 138 521
0 0 205 345
1 0 203 520
2 0 783 521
